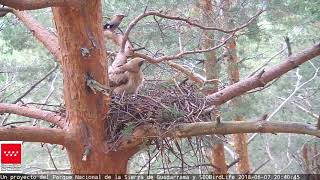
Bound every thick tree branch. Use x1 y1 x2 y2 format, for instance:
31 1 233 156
173 121 320 137
118 121 320 150
0 0 77 10
121 9 264 52
206 42 320 106
0 103 65 128
12 10 61 61
0 126 70 146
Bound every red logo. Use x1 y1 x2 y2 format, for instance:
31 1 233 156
1 143 21 164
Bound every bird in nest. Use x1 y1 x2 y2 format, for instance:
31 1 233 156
108 58 145 95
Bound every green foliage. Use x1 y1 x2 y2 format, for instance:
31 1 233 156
122 123 136 138
161 105 185 122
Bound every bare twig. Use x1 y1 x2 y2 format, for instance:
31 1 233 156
167 62 206 84
247 47 286 78
277 97 318 119
44 144 58 171
285 36 292 56
121 9 264 52
13 65 58 104
2 120 31 126
133 34 234 63
248 64 319 143
251 158 270 173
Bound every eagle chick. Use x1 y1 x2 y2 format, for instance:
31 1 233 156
109 58 145 95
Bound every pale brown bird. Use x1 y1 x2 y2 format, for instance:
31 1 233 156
103 14 125 32
109 58 145 95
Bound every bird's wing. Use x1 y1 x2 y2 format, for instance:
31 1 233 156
109 70 129 88
103 23 112 29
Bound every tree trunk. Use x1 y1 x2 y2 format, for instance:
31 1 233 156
211 142 228 174
199 0 228 174
222 0 251 173
52 1 137 173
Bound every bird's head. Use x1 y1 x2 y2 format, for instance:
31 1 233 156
137 58 145 67
130 57 145 68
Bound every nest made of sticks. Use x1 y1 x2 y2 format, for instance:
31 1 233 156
106 81 211 143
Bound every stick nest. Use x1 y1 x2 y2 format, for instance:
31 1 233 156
106 82 211 143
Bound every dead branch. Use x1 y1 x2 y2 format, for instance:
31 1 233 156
0 126 70 146
106 9 250 65
2 120 31 126
167 62 206 84
44 144 58 171
121 9 264 52
132 34 234 63
0 0 78 10
0 103 65 128
266 66 319 122
167 62 220 85
251 158 270 173
276 97 318 119
285 36 292 56
206 42 320 106
13 65 58 104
